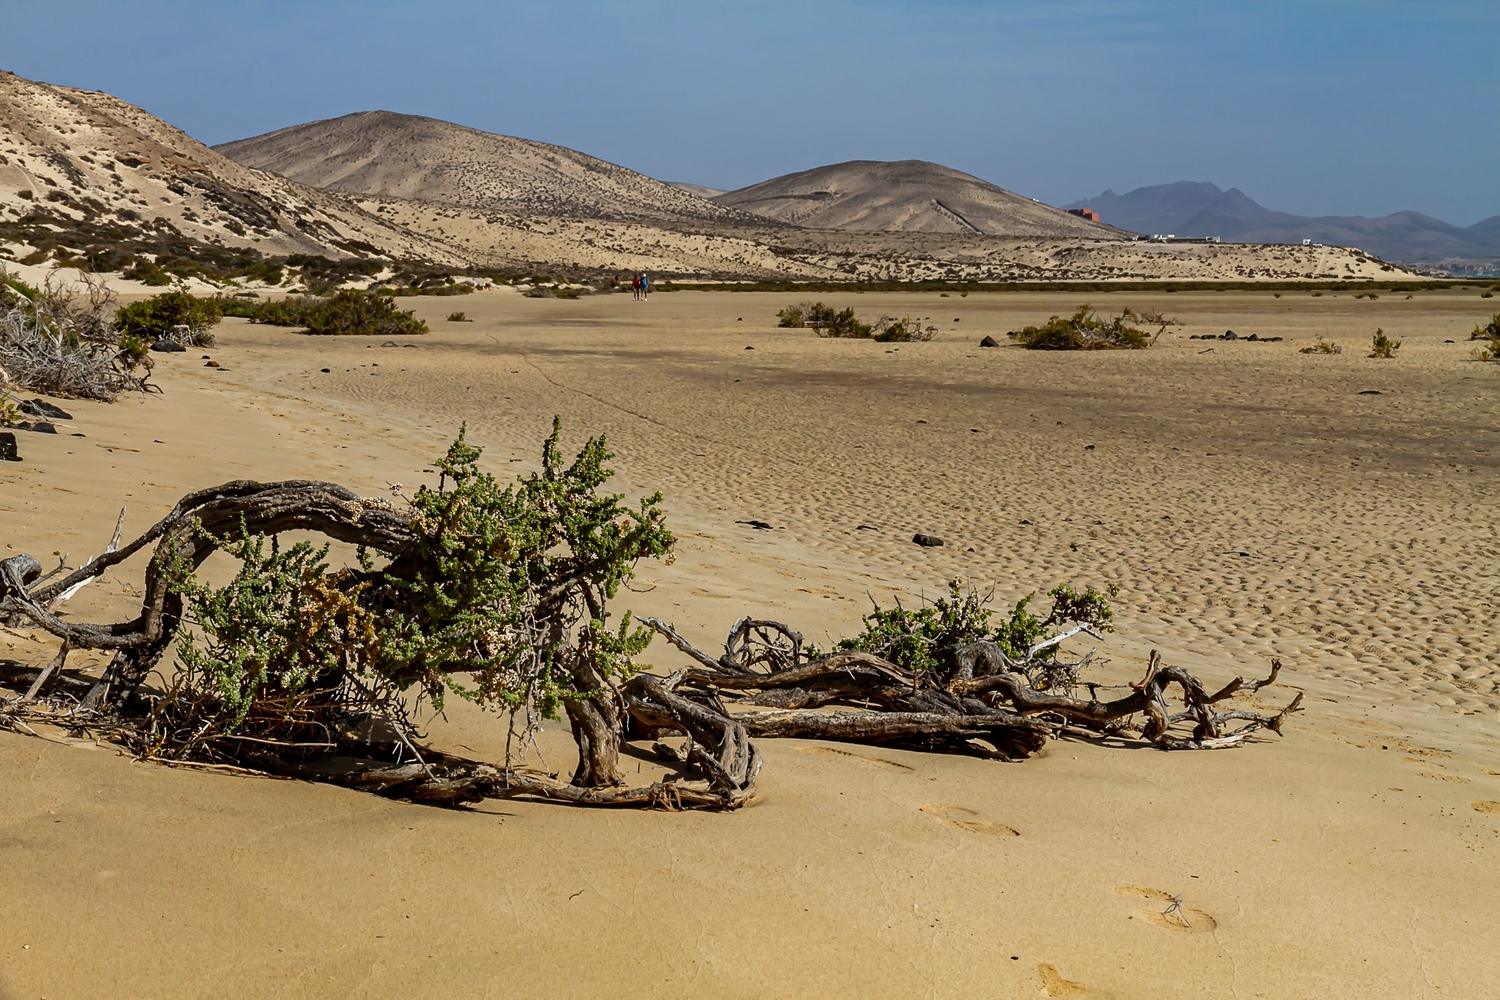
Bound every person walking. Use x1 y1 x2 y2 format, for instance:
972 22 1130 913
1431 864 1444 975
640 272 650 301
631 273 641 300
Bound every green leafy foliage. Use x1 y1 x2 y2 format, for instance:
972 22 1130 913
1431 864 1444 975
871 315 936 342
777 301 871 338
1300 338 1342 354
238 289 428 336
838 579 1115 674
113 286 222 346
1368 328 1401 358
166 421 674 736
302 289 427 336
1008 305 1156 350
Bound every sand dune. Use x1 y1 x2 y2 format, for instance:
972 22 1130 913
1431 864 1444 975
714 159 1116 236
216 111 756 226
0 70 465 268
2 284 1498 997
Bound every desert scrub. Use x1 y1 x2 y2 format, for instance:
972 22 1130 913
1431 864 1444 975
114 285 222 346
1368 328 1401 358
1300 338 1342 354
446 311 470 322
1008 305 1174 351
1 266 153 399
870 315 936 342
159 420 673 759
777 302 870 338
838 580 1114 693
244 290 427 336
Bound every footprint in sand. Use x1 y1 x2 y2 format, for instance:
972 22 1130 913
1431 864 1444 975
1472 801 1500 815
1113 886 1218 932
920 803 1019 837
1038 963 1087 996
796 746 913 771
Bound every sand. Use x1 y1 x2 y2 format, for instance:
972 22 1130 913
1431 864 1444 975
3 286 1499 998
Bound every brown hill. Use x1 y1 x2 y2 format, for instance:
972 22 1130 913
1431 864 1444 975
0 69 463 275
216 112 756 226
715 160 1115 236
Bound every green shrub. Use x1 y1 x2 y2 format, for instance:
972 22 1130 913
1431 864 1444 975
1470 314 1500 340
166 421 673 734
1368 328 1401 358
871 315 936 342
447 311 469 322
247 295 321 327
1009 305 1154 350
114 287 222 346
777 301 871 337
838 580 1114 683
302 289 427 337
1300 338 1342 354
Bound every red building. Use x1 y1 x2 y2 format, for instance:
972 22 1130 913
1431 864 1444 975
1067 208 1100 222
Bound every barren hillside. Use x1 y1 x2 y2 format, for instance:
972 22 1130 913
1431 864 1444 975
0 69 465 275
216 112 757 226
715 160 1116 237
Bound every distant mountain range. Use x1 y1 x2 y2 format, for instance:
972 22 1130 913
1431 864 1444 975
714 160 1113 237
1064 182 1500 274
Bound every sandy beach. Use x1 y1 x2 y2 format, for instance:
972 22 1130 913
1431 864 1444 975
3 286 1499 998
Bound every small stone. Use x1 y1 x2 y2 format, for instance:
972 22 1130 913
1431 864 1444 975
0 431 18 462
204 360 221 368
1222 330 1238 340
382 340 398 347
979 335 1000 347
26 421 57 434
912 533 944 547
320 368 331 373
150 340 185 353
745 345 754 350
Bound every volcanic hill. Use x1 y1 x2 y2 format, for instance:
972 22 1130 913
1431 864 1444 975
216 112 754 226
714 160 1115 237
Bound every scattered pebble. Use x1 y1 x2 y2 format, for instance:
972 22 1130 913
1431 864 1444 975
912 533 944 547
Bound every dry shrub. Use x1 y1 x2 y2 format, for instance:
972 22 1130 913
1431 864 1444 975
0 266 153 400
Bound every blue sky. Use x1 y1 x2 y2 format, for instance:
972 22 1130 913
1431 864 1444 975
3 1 1496 224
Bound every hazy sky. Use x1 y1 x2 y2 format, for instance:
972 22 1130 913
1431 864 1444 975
3 1 1496 225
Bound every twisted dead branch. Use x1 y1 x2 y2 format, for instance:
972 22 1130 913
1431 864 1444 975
2 478 1300 813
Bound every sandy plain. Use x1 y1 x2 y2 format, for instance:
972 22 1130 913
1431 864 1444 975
2 286 1499 999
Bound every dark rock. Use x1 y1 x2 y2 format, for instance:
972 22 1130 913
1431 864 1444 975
20 399 71 420
204 360 221 368
744 345 754 350
912 533 944 547
151 340 186 353
1221 330 1238 340
320 368 331 373
25 421 57 434
1084 444 1096 450
736 519 773 530
1356 389 1383 395
0 431 18 462
1245 333 1259 341
857 524 878 531
381 340 398 347
979 335 1000 348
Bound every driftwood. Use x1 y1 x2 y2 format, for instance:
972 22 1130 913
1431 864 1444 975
2 481 1300 812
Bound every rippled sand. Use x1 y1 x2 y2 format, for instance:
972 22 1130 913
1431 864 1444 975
2 287 1497 998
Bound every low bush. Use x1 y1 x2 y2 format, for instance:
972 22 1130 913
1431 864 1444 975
870 315 936 342
114 287 222 346
1300 338 1342 354
447 311 470 322
1469 313 1500 341
1008 305 1167 350
1368 328 1401 358
777 301 871 338
302 289 428 337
